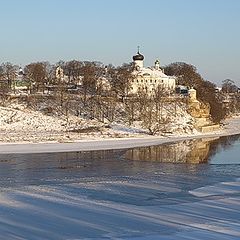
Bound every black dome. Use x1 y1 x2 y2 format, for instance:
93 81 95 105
133 51 144 61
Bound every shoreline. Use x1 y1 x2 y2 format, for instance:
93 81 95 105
0 117 240 154
0 116 240 154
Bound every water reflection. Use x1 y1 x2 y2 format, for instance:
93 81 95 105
125 135 240 164
125 138 212 164
1 137 240 239
0 134 240 188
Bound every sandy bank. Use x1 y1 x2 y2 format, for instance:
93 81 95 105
0 117 240 154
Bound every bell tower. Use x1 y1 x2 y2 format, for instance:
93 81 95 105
155 59 160 70
133 46 144 70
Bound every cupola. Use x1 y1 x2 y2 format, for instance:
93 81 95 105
133 51 144 61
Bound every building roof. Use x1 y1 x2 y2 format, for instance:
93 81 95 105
133 51 144 61
133 67 175 79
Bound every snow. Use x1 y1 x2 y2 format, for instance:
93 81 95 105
0 104 106 143
0 99 197 142
189 181 240 197
0 102 240 154
0 105 68 132
0 116 239 154
133 65 175 79
0 176 239 239
0 122 240 239
110 123 148 134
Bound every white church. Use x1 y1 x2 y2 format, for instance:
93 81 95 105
130 50 176 95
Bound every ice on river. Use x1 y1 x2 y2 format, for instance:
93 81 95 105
0 176 239 240
1 136 240 239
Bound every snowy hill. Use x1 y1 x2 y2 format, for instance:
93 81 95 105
0 100 198 143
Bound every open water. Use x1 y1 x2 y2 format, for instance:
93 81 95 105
0 135 240 239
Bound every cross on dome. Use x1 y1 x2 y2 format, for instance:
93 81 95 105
133 46 144 61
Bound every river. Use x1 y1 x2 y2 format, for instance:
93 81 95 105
0 135 240 239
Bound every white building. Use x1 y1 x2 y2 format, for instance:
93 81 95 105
130 50 176 95
55 66 64 81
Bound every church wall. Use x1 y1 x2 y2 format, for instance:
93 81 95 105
134 60 144 69
130 75 176 94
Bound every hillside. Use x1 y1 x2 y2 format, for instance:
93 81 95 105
0 99 197 143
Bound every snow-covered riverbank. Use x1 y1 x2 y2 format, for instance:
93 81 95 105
0 116 240 154
0 101 196 144
1 116 240 240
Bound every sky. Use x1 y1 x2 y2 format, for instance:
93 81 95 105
0 0 240 86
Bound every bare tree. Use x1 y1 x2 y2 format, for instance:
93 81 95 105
124 97 137 125
109 63 134 100
1 62 18 91
164 62 227 123
24 62 48 93
64 60 82 85
80 61 105 105
0 80 9 106
222 79 238 93
136 87 171 135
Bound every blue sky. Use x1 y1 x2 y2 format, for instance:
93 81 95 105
1 0 240 85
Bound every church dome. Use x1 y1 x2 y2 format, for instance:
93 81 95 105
133 51 144 61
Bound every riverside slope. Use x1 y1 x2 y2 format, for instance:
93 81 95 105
0 116 240 154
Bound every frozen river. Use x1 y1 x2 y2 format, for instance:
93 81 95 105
0 135 240 239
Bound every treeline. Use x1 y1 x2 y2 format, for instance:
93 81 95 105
164 62 240 122
0 60 133 97
0 60 239 130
